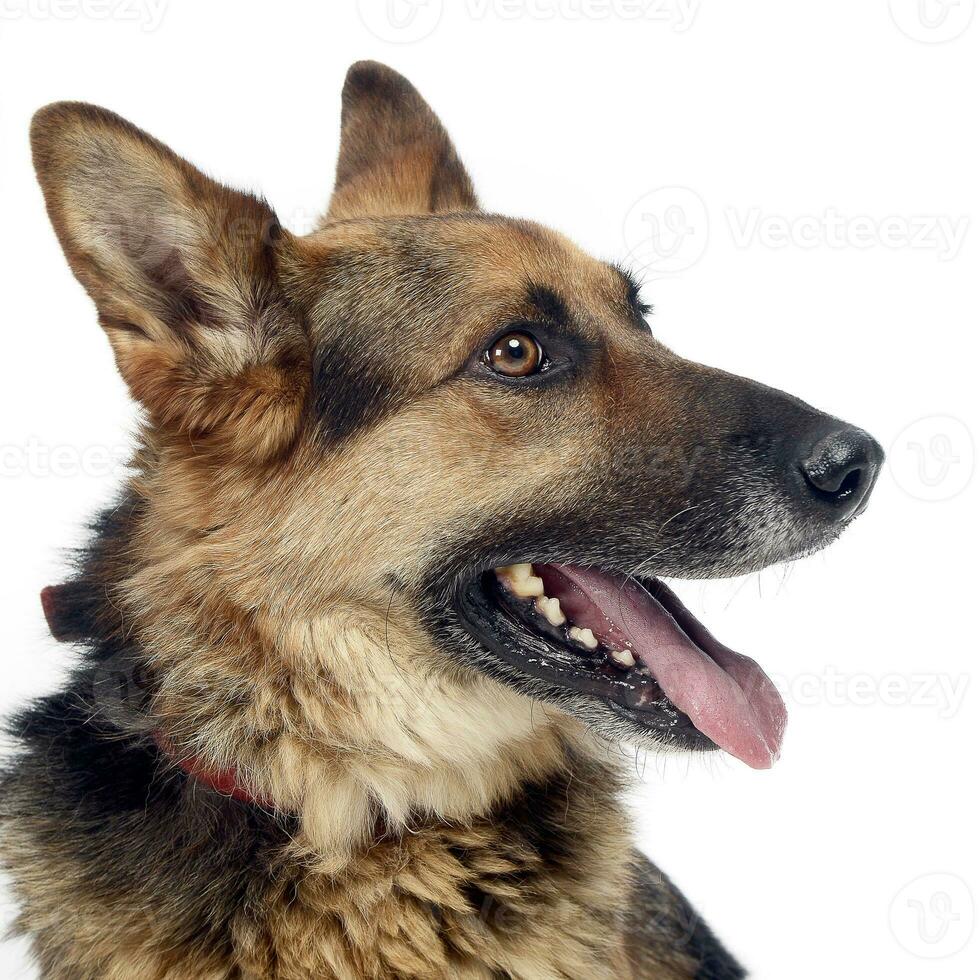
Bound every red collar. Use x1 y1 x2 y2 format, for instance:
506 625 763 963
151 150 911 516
154 733 275 809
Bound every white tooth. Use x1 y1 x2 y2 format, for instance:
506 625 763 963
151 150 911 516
569 627 598 650
512 575 545 598
610 649 636 669
536 596 566 626
496 564 544 597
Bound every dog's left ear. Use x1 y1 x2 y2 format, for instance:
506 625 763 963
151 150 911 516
325 61 477 221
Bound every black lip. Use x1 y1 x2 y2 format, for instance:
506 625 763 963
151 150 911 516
456 571 715 749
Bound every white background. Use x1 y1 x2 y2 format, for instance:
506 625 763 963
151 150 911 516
1 2 978 977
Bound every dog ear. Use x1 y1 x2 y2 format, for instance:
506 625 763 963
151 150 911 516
31 102 309 461
325 61 477 221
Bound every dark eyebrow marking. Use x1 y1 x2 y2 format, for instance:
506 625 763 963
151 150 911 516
611 262 653 325
525 283 570 324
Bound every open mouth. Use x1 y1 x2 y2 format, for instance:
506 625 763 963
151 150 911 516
459 564 787 769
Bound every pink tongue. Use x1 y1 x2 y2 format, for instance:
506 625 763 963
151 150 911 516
539 566 787 770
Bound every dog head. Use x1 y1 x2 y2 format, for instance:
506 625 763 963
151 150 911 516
32 62 882 776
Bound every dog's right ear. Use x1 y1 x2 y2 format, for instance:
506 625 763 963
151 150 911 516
325 61 478 221
31 102 309 461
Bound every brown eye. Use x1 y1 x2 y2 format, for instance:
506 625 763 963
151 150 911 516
486 332 543 378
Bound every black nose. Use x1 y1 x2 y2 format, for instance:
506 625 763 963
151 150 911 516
800 426 884 520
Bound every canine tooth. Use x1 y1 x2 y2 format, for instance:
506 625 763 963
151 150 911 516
610 649 636 669
536 596 566 626
569 626 598 650
504 562 534 579
496 564 544 597
512 575 545 598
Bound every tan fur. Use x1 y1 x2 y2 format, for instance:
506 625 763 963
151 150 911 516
30 101 308 463
6 756 684 979
326 62 476 220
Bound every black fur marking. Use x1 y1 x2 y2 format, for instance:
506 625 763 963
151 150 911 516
611 263 653 326
310 326 403 441
525 283 570 325
36 493 145 652
628 854 747 979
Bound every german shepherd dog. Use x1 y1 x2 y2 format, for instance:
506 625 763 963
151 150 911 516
2 62 882 978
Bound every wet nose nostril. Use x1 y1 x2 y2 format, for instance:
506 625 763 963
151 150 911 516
800 426 883 519
836 467 863 497
804 458 864 498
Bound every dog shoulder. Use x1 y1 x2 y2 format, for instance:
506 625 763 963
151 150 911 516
624 851 747 980
0 679 287 977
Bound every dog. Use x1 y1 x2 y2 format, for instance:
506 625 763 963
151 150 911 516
1 61 882 978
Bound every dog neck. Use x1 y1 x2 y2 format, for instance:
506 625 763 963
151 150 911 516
142 604 582 869
152 730 277 808
47 498 598 871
